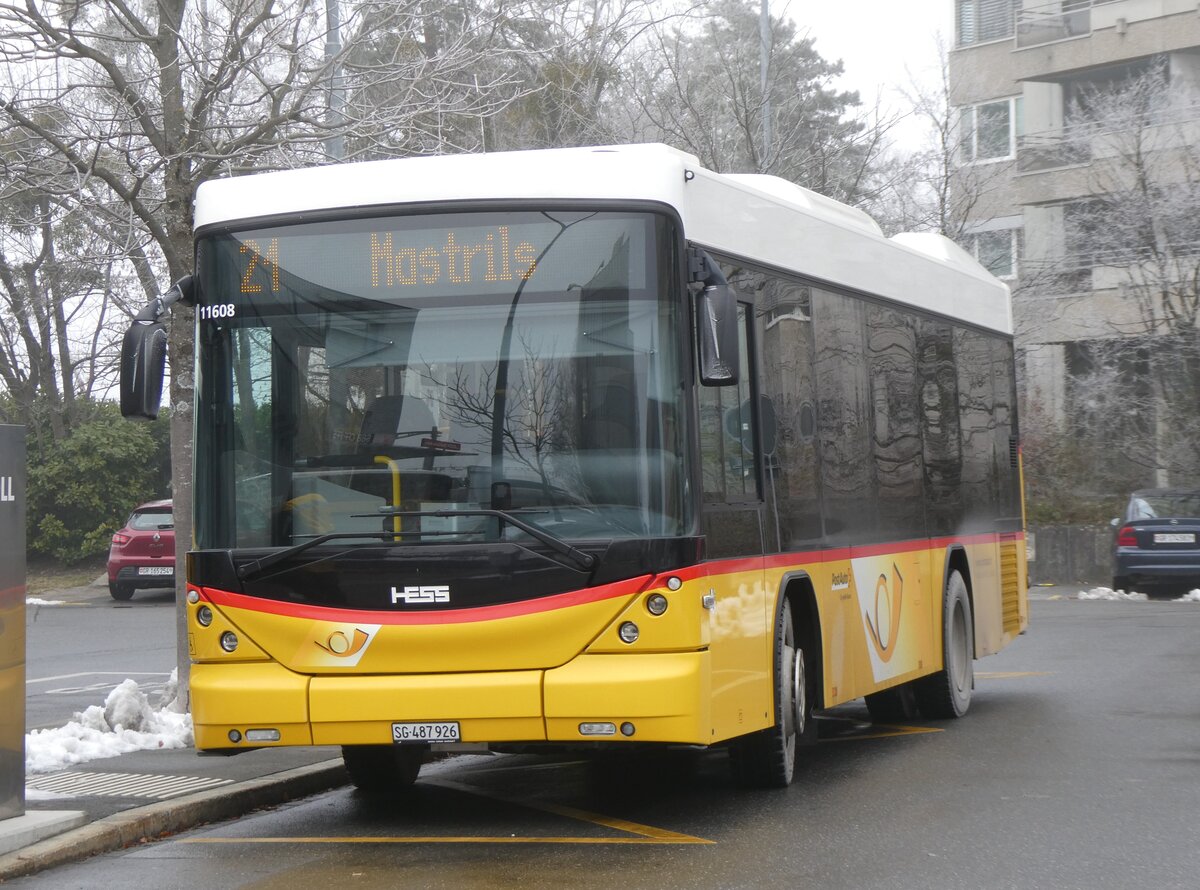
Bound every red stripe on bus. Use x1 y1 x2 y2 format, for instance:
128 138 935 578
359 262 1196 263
590 530 1018 592
201 531 1024 624
200 574 654 625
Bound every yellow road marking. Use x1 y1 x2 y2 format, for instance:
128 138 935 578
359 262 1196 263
430 779 711 844
822 723 943 742
183 835 704 845
180 776 713 847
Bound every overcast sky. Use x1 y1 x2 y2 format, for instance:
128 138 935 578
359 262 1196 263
784 1 953 148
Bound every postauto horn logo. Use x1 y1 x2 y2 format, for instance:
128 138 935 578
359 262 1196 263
864 564 904 663
851 556 922 684
311 624 380 666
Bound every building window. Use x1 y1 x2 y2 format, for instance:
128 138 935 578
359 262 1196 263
960 96 1023 163
967 228 1022 280
957 0 1016 46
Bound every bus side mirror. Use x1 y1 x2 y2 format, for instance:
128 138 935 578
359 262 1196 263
119 275 194 420
697 283 739 386
120 321 168 420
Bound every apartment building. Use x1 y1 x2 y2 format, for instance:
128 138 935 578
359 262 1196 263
950 0 1200 491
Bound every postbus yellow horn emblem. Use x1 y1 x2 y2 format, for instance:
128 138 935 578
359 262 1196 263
865 564 903 662
317 628 370 658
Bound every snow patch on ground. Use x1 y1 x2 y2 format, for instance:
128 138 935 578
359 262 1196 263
1078 587 1149 601
25 597 67 606
1079 587 1200 602
25 671 192 775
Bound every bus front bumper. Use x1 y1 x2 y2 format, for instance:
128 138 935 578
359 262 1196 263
191 652 711 751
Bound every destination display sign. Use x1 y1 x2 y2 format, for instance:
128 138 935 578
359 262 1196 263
200 211 657 311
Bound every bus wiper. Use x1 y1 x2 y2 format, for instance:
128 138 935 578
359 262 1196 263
237 510 596 581
382 508 597 571
237 531 398 581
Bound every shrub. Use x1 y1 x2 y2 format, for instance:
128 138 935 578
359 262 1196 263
27 408 167 564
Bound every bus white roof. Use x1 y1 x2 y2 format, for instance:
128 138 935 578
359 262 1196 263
194 143 1012 334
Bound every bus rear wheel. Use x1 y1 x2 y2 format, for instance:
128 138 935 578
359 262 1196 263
914 570 973 719
730 597 816 788
342 744 426 792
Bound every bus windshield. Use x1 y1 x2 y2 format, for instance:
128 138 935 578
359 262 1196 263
193 209 687 552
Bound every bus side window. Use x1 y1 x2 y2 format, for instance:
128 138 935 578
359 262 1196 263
812 288 875 543
757 279 823 547
699 304 757 503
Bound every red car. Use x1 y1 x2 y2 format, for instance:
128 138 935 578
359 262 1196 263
106 499 175 601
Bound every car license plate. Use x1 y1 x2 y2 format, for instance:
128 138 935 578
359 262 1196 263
1154 533 1195 544
138 566 174 575
391 721 460 743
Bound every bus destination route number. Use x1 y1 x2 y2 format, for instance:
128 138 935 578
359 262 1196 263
235 228 542 298
391 721 461 743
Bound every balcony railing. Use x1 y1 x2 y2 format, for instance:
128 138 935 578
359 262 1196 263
1017 132 1091 173
1016 1 1091 48
1015 1 1133 48
959 2 1132 50
1020 241 1200 295
1017 99 1200 173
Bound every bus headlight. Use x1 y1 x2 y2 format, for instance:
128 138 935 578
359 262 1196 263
618 622 639 644
196 605 213 627
646 593 668 615
220 631 239 652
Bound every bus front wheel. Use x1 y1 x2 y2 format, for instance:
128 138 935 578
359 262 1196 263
915 570 974 718
342 744 426 792
730 597 816 788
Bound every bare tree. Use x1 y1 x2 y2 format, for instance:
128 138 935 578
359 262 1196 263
482 0 673 151
1020 61 1200 505
617 0 887 205
0 151 131 441
0 0 527 691
867 40 1013 239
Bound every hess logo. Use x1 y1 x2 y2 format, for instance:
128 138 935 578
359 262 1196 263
391 585 450 605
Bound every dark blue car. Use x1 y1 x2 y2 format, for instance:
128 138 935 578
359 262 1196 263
1112 489 1200 593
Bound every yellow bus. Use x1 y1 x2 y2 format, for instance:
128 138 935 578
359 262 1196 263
121 144 1028 788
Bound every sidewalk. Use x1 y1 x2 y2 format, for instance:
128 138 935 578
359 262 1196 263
5 573 349 880
0 743 348 880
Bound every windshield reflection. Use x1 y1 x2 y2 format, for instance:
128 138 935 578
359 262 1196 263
195 211 685 552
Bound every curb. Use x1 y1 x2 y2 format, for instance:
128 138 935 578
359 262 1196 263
0 759 348 881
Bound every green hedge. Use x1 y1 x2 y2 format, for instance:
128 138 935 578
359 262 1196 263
26 404 171 564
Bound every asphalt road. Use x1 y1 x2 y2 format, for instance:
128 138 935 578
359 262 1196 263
12 592 1200 889
25 581 177 731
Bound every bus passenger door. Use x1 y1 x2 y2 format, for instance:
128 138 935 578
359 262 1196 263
698 303 770 740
